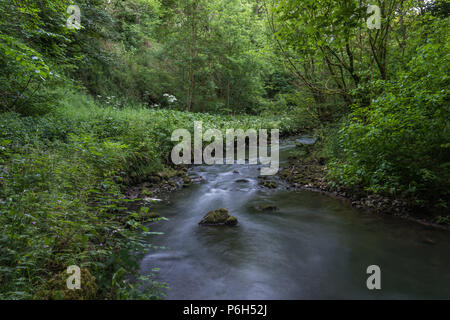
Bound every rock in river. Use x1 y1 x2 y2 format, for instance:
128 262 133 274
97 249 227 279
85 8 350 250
199 208 238 226
255 204 279 212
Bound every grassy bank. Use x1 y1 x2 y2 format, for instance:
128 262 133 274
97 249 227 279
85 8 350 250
0 90 294 299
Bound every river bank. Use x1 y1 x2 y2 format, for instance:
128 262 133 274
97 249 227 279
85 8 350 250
128 135 450 232
277 138 450 231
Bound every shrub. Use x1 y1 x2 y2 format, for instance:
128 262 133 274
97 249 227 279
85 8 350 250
328 20 449 210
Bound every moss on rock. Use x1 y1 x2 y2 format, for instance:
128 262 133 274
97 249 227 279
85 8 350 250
225 216 238 226
183 176 192 187
199 208 238 226
260 180 277 189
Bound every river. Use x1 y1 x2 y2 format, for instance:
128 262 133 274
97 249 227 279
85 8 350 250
140 138 450 299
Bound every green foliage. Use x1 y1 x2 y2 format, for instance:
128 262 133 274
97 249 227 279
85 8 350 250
0 0 76 114
328 18 450 210
0 89 292 299
143 0 274 113
0 0 295 116
267 0 443 116
0 110 164 299
0 34 53 113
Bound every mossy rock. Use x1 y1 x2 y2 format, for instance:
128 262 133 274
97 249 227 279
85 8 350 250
168 180 177 187
35 268 98 300
279 169 290 178
166 168 179 178
260 180 277 189
176 167 188 175
183 176 192 187
199 208 238 226
148 175 162 184
157 171 169 179
225 216 238 226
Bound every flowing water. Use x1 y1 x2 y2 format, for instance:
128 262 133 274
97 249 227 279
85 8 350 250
140 138 450 300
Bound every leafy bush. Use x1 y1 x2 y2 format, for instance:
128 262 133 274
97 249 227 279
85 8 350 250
328 20 449 211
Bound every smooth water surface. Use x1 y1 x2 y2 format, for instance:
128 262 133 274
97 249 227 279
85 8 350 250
140 140 450 299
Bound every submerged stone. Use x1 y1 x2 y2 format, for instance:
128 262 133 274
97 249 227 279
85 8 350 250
255 204 279 212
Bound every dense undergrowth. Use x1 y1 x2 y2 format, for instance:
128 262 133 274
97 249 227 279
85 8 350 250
326 18 450 216
0 90 294 299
